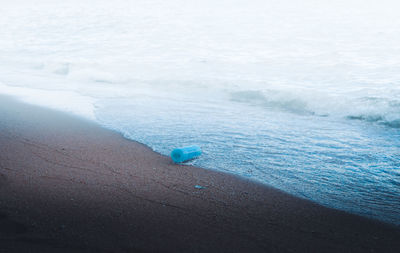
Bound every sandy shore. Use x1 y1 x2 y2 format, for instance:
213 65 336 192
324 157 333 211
0 95 399 252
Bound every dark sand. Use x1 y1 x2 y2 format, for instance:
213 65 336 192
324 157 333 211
0 95 399 253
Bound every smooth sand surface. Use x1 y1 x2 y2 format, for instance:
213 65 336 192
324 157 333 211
0 95 399 253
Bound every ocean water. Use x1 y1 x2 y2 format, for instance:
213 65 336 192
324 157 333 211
1 0 399 225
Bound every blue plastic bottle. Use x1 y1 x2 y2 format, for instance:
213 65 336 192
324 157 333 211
171 145 202 163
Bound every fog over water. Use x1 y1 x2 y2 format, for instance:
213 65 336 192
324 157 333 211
1 0 399 225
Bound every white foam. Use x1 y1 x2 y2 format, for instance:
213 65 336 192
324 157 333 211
0 82 96 120
0 0 399 125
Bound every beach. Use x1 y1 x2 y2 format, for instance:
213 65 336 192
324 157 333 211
0 95 399 252
2 0 400 226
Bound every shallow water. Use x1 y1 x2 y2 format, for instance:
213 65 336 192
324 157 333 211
1 0 399 225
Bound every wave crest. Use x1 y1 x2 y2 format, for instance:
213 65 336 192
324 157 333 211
230 90 314 115
230 89 400 128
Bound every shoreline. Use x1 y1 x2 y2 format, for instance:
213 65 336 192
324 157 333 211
1 95 399 252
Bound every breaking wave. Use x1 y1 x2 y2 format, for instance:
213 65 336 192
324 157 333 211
229 89 400 128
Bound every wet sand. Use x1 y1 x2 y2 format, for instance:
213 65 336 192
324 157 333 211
0 95 399 252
